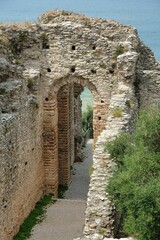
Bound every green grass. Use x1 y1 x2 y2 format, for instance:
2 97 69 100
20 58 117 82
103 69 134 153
13 194 56 240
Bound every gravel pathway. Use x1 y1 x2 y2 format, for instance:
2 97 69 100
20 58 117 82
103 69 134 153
29 140 93 240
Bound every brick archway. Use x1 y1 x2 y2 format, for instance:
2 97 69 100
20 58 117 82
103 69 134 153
43 75 102 197
46 75 98 100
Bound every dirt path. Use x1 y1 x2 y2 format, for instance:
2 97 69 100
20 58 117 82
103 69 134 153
29 140 93 240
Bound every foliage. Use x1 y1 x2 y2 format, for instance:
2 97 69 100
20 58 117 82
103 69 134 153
27 78 34 89
134 107 160 153
105 133 132 167
106 105 160 240
99 228 106 235
13 194 56 240
112 107 123 118
58 185 68 199
82 105 93 145
113 45 126 60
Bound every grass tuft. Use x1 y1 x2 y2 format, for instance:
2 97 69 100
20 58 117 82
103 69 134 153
13 194 56 240
58 185 68 199
112 107 123 118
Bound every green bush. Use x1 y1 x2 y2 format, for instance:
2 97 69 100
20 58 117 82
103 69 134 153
134 107 160 153
105 133 132 167
106 105 160 240
82 105 93 144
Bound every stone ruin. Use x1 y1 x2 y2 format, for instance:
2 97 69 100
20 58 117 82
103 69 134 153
0 10 160 240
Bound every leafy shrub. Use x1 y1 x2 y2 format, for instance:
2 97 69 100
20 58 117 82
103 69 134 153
105 133 132 167
134 107 160 153
106 105 160 240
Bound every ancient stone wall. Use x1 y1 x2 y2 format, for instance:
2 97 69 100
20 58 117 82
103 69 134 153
0 24 46 239
0 11 159 239
0 50 44 239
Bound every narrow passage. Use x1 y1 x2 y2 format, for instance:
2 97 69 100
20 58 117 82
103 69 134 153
29 139 93 240
64 139 93 200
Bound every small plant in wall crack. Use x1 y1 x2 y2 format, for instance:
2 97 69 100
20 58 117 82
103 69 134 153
113 45 126 60
112 107 123 118
98 228 106 235
27 77 35 89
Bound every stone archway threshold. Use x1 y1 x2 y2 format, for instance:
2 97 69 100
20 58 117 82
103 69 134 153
29 198 86 240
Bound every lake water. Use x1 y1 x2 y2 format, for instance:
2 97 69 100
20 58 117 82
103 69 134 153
0 0 159 110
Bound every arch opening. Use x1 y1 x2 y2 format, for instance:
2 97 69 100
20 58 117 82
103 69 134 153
43 75 108 197
57 83 94 192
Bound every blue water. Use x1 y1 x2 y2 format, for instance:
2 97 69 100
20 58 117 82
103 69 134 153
0 0 160 60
